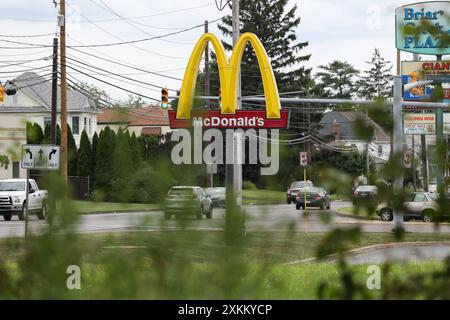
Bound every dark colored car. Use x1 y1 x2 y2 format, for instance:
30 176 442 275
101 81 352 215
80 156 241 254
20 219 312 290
286 180 313 204
164 186 213 220
295 187 331 210
205 187 226 207
353 185 378 205
376 192 440 222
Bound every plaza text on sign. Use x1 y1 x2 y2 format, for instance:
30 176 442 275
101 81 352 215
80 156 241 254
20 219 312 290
395 2 450 55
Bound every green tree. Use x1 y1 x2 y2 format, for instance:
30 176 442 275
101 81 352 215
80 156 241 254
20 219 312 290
76 130 92 177
94 127 116 193
129 132 141 164
213 0 313 96
316 60 359 98
26 122 44 144
75 82 111 108
111 129 133 202
357 49 392 100
91 132 99 184
67 125 78 176
124 94 145 108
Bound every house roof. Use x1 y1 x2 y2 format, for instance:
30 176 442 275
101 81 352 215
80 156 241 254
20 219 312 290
97 106 170 126
318 111 390 142
9 72 97 113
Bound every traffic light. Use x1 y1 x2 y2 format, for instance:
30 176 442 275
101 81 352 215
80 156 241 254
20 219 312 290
0 83 4 102
161 87 169 109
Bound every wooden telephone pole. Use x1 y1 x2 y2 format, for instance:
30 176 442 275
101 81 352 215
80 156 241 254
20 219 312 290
59 0 68 182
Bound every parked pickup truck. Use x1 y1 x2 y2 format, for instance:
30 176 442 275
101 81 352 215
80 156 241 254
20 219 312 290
0 179 48 221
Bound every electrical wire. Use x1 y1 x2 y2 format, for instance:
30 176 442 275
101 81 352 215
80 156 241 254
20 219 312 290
65 64 160 102
65 2 186 60
0 64 52 74
68 45 183 81
0 32 57 38
66 55 177 91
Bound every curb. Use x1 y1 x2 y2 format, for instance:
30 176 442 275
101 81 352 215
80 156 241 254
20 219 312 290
81 207 161 215
283 241 450 265
333 209 378 221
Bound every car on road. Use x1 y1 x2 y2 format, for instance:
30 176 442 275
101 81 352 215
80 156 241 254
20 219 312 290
0 179 48 221
353 185 378 205
376 192 440 222
295 186 331 210
286 180 313 204
164 186 213 220
205 187 226 207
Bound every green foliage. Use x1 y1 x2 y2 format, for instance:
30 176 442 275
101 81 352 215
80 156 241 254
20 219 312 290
26 122 44 144
76 130 92 177
67 125 78 177
0 155 9 169
316 60 359 98
129 132 141 164
242 180 257 190
357 48 392 100
214 0 313 96
91 132 98 184
111 129 134 202
94 126 115 196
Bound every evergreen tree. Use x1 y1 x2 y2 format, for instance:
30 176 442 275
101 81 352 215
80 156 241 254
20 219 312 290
212 0 313 96
111 129 133 201
26 122 43 144
67 125 78 176
76 130 92 177
316 60 360 98
91 132 99 184
357 48 393 99
94 127 115 192
129 132 141 164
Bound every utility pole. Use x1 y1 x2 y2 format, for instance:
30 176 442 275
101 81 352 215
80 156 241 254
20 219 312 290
225 0 243 244
204 20 210 105
59 0 68 182
51 37 58 145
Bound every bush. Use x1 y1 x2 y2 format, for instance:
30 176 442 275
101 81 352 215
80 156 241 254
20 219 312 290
243 180 257 190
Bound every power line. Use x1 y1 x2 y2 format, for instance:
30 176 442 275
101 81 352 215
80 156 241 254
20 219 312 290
65 64 160 102
68 46 183 81
65 55 170 93
88 0 196 45
0 32 57 38
65 2 186 60
0 64 52 74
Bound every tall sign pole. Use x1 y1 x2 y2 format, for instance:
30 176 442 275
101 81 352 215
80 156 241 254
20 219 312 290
51 37 58 145
393 76 405 230
435 54 444 193
59 0 68 183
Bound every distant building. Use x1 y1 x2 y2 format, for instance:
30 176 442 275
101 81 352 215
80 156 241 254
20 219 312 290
0 72 98 179
318 111 391 168
96 106 172 137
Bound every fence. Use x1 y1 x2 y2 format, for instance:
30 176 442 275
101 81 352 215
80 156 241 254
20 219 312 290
31 174 90 200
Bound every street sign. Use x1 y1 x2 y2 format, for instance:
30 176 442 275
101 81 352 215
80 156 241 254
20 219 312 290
299 152 308 167
401 61 450 101
395 2 450 55
21 144 60 170
403 113 436 135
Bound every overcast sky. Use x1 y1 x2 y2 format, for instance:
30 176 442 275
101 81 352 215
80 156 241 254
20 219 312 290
0 0 432 102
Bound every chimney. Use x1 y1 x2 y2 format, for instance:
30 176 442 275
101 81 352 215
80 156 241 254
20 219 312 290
332 119 341 140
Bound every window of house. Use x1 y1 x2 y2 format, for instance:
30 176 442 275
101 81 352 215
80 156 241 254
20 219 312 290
88 118 92 135
72 116 80 135
44 116 51 128
84 117 87 132
12 93 19 105
12 162 20 178
378 145 383 156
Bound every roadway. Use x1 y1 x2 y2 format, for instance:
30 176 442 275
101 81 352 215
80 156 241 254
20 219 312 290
1 201 450 238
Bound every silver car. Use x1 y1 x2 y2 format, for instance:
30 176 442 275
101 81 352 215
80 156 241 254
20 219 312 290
205 187 226 207
164 186 213 220
376 192 439 222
